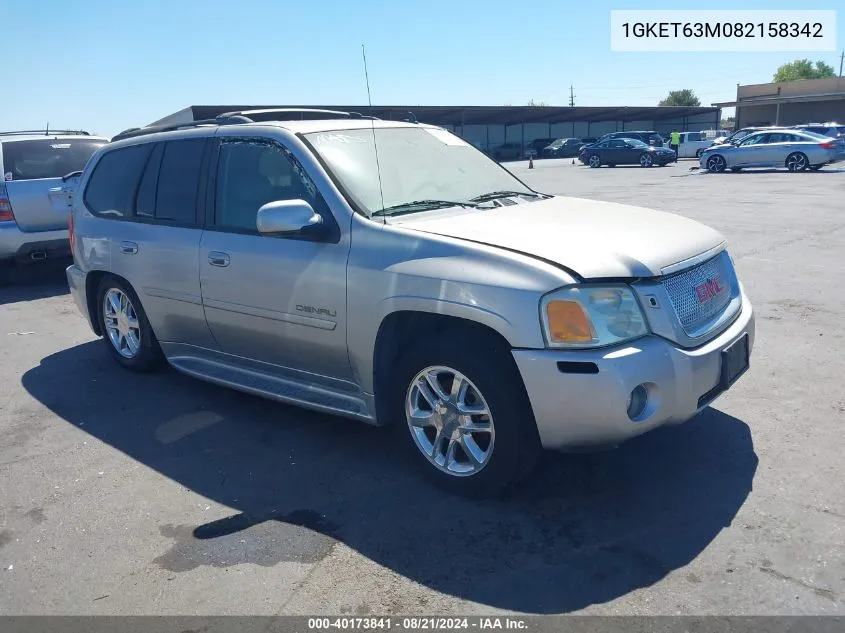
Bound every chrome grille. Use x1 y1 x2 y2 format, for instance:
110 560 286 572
660 253 732 335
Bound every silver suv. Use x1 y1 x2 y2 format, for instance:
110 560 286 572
66 110 755 497
1 130 108 278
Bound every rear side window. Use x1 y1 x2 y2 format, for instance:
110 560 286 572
155 139 205 223
84 144 152 217
3 138 107 181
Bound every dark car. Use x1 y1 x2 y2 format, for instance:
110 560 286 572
542 138 584 158
491 142 523 161
579 137 676 168
523 138 556 158
579 137 598 146
599 130 665 147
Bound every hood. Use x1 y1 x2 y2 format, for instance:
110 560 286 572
392 196 725 279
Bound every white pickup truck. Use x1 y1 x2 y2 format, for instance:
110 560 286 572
674 132 714 159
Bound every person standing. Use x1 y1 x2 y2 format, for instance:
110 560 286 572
670 129 680 160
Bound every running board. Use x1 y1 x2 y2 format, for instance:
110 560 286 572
167 354 375 424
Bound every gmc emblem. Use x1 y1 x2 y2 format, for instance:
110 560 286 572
695 277 724 303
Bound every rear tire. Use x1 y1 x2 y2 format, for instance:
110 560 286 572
96 276 164 372
786 152 809 172
389 330 541 498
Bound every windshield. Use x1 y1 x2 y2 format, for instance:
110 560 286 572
305 127 534 216
626 139 649 148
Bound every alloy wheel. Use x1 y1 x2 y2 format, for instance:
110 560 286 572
103 288 141 359
405 366 495 477
707 155 726 173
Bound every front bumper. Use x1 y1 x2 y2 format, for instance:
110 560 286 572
512 293 755 450
66 264 97 333
0 223 70 262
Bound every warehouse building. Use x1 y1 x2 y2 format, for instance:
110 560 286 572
149 104 721 155
714 77 845 128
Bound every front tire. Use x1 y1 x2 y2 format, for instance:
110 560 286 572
706 154 727 173
639 153 654 168
96 276 163 372
786 152 809 172
588 155 601 168
390 331 541 498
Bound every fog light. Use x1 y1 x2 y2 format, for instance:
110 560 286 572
627 384 648 420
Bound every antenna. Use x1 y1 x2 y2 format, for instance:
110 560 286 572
45 122 49 136
362 44 386 219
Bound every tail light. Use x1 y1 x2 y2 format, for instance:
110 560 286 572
0 183 15 222
820 140 836 150
68 211 75 257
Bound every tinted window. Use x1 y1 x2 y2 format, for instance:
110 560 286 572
84 144 152 217
215 139 325 232
3 138 107 181
155 139 205 224
609 139 627 148
135 143 164 218
686 132 702 142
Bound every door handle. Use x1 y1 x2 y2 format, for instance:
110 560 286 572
120 241 138 255
208 251 230 267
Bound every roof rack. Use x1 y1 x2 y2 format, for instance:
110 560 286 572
0 129 90 137
111 108 381 142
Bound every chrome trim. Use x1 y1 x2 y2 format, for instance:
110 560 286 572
202 298 337 330
660 242 726 276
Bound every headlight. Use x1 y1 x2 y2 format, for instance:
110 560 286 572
540 285 648 348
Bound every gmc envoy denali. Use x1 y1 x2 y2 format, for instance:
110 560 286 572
66 109 754 497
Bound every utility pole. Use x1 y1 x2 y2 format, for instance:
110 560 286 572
569 85 575 107
840 50 844 77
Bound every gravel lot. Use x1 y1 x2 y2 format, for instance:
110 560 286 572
1 159 844 615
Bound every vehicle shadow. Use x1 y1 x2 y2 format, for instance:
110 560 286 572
22 342 758 613
0 259 71 306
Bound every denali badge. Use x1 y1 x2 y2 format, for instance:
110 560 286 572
296 305 337 318
695 277 724 303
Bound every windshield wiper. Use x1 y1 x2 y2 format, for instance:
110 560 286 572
470 190 539 203
371 199 477 217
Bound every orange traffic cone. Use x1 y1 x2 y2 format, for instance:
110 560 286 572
528 155 534 169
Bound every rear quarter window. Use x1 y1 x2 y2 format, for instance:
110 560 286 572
2 138 106 181
83 144 152 217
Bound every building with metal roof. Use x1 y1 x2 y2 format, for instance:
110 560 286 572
150 104 721 155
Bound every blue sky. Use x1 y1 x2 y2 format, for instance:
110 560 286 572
3 0 842 137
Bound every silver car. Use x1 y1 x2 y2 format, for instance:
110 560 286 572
700 129 845 173
66 110 755 497
0 130 108 280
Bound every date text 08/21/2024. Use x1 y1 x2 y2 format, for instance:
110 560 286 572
306 617 528 630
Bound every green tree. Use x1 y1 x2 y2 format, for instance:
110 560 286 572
773 59 836 82
658 89 701 107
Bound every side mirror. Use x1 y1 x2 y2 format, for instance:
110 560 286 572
256 199 324 236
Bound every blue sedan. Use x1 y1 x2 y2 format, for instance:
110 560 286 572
579 138 677 168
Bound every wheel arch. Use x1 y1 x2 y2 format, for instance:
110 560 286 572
85 270 138 337
372 310 519 426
